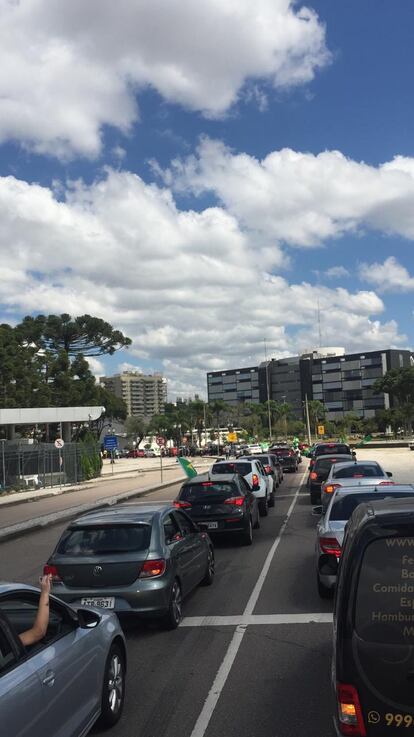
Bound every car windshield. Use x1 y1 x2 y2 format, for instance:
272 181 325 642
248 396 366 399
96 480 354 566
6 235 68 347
316 444 350 455
333 463 383 478
57 524 151 555
180 482 238 502
211 462 251 475
330 492 414 521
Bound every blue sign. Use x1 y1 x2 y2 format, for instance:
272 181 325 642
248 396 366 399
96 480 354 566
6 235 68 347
104 435 118 450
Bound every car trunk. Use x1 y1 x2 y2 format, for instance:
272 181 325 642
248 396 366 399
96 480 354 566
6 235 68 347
179 482 242 520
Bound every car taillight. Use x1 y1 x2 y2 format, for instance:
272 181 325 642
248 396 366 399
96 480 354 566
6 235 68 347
320 537 342 556
43 564 62 582
174 500 192 509
378 481 395 486
139 559 166 578
324 483 341 494
310 471 318 480
224 497 245 506
336 683 366 736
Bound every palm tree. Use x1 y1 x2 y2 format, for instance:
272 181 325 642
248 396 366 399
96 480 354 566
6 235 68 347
307 400 325 440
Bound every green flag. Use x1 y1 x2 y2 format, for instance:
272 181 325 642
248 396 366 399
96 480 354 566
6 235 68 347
356 434 373 448
177 457 198 478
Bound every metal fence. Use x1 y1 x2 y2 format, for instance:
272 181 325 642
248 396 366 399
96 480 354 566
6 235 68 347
0 441 102 492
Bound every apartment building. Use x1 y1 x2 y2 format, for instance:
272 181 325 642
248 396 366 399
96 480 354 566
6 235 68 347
100 371 167 418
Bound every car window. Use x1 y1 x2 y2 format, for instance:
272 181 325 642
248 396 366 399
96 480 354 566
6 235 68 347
315 444 350 456
211 462 251 475
57 524 152 555
0 594 74 650
174 511 197 535
0 623 16 675
333 463 383 479
180 481 238 502
239 477 251 493
330 492 414 521
163 513 181 543
315 458 339 472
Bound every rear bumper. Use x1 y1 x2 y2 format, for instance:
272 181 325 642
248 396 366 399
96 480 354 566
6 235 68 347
52 577 172 615
193 514 248 533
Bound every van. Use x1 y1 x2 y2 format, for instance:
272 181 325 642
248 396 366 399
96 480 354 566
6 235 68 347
333 497 414 735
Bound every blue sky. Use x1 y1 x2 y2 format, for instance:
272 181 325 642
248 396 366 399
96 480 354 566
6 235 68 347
0 0 413 398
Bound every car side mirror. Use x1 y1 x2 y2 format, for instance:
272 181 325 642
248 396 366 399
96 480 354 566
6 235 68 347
77 608 101 629
386 471 393 477
312 505 323 516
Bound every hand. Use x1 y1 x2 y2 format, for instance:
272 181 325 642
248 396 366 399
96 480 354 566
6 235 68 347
39 574 52 595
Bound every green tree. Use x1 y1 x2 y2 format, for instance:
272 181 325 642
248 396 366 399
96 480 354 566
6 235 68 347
374 367 414 433
125 416 148 447
307 400 325 439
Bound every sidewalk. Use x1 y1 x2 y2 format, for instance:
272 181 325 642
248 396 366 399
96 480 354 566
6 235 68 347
0 459 212 543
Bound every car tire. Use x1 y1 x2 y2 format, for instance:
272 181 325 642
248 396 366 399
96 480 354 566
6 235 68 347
259 497 269 517
163 579 182 629
268 492 275 508
253 511 261 529
241 516 253 545
310 490 320 505
97 643 126 728
317 574 333 599
201 548 215 586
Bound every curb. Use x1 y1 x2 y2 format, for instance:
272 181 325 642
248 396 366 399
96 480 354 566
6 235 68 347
0 475 187 543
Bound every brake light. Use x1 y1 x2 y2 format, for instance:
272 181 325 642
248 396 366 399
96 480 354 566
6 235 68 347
352 474 364 478
320 537 342 556
378 481 395 486
174 500 192 509
139 559 166 578
324 483 341 494
336 683 366 735
309 459 315 468
202 482 213 486
310 471 318 481
43 564 62 582
224 497 244 506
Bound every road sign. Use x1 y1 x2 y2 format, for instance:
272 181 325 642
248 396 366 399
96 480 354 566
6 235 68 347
317 425 325 436
54 438 64 449
227 432 237 443
156 436 166 446
104 435 118 450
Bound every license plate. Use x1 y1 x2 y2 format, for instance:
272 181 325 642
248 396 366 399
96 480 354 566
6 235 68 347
206 521 218 529
80 597 115 609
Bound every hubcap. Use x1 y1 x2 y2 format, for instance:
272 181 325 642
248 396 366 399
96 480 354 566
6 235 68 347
107 654 123 714
172 582 182 622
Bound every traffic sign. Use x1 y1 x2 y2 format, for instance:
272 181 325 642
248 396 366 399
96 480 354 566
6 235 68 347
227 432 237 443
54 438 65 449
156 436 166 446
317 425 325 436
104 435 118 450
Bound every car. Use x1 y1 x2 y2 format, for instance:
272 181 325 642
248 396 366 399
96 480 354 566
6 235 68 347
269 446 298 473
320 459 393 510
332 495 414 736
210 458 272 515
314 484 414 598
245 444 263 455
176 472 260 545
0 581 126 736
127 448 145 458
308 453 354 505
309 442 354 468
246 453 284 489
44 503 214 629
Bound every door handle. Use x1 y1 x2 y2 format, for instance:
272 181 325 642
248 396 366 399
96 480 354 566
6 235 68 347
42 671 55 687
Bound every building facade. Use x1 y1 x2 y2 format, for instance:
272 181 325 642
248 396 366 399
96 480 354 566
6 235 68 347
258 357 303 418
100 371 167 418
207 366 260 405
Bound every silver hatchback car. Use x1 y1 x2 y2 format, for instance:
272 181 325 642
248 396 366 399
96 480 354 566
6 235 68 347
0 582 126 737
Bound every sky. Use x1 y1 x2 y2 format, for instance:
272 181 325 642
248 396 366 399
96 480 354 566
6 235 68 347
0 0 413 400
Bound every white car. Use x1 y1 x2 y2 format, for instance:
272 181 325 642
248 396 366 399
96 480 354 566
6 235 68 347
320 459 393 510
209 458 272 516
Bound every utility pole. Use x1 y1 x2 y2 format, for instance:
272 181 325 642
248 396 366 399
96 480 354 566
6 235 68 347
305 394 312 446
264 339 272 443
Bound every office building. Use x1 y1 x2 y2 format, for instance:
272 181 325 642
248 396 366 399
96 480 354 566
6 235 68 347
100 371 167 419
207 366 260 405
258 357 303 418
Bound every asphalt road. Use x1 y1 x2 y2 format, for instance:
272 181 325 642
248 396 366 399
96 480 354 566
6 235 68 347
1 448 413 737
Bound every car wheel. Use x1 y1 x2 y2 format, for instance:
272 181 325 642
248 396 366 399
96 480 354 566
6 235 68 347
310 490 320 505
268 492 275 508
259 496 268 517
241 516 253 545
317 573 333 599
98 643 125 728
163 579 182 629
253 510 261 529
201 548 215 586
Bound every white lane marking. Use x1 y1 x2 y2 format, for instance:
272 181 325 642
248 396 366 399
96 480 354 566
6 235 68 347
181 613 333 627
189 467 308 737
276 492 308 499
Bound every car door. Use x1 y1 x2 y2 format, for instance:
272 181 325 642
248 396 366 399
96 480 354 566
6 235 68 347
239 477 257 524
173 511 207 592
0 592 101 737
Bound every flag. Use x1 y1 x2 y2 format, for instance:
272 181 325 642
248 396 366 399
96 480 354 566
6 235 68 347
177 457 198 478
356 434 373 448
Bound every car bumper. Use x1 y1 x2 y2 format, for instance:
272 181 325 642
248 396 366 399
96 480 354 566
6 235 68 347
193 515 248 533
52 577 172 615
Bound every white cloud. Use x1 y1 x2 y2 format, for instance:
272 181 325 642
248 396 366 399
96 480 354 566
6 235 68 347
0 165 408 397
164 138 414 245
358 256 414 293
0 0 330 158
86 357 105 380
325 265 350 278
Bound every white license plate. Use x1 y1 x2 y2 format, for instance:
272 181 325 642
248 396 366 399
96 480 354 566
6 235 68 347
206 522 218 529
80 597 115 609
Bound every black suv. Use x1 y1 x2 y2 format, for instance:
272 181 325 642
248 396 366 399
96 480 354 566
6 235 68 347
269 446 298 473
175 473 260 545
